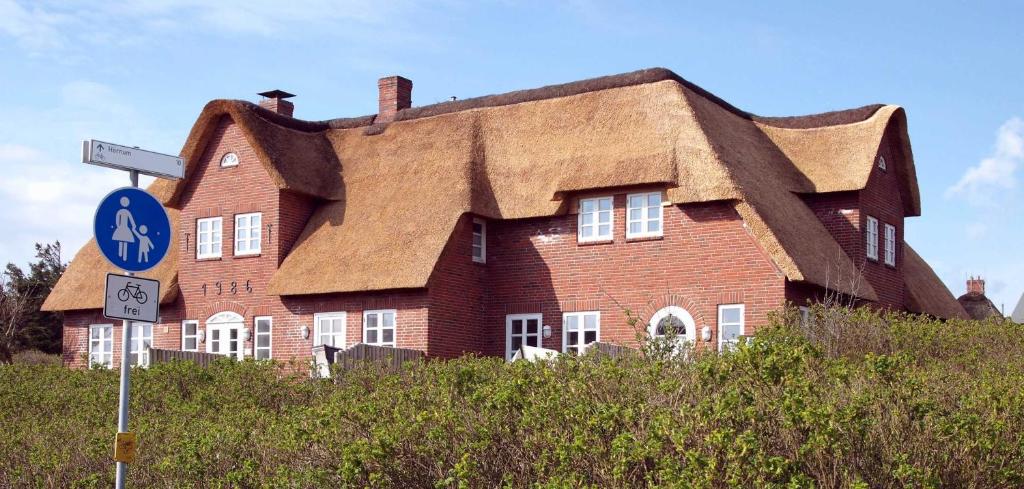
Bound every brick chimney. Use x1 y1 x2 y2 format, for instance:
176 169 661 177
967 276 986 295
257 89 295 117
377 76 412 123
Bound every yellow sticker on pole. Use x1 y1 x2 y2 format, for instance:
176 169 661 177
113 432 137 464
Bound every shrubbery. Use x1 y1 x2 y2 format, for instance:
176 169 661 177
1 308 1022 488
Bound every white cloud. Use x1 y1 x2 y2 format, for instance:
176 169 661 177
0 0 69 52
946 117 1024 205
965 222 988 240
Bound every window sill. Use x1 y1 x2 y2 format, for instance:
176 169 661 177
472 259 487 265
626 235 664 243
234 253 262 259
578 239 614 246
196 256 222 262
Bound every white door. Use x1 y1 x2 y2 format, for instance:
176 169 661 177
506 313 542 360
206 311 245 360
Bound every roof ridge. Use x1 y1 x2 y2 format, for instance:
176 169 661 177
233 68 887 132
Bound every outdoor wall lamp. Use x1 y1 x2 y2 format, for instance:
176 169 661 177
241 327 251 342
701 325 711 342
197 329 206 343
299 325 310 340
542 325 552 339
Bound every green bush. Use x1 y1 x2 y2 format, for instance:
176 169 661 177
1 309 1022 488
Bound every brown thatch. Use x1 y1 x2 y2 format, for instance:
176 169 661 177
957 293 1002 321
903 245 969 320
41 207 179 311
47 67 928 308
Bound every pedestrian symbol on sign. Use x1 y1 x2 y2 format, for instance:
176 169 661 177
94 187 171 273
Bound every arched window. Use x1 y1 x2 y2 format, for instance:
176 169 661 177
648 306 697 344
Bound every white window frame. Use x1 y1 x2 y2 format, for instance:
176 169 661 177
472 217 486 264
181 320 199 352
363 309 397 347
88 324 113 369
562 311 600 354
626 191 663 239
234 212 262 256
883 223 896 266
718 304 745 352
865 216 879 261
220 152 239 168
505 313 543 360
313 312 347 348
196 216 222 259
577 196 614 242
254 316 272 360
130 322 153 368
877 155 887 171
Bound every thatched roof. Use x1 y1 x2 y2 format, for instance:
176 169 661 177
957 292 1002 321
903 245 969 320
49 67 933 310
41 207 180 311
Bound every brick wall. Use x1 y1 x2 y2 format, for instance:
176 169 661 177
425 215 487 357
480 193 786 358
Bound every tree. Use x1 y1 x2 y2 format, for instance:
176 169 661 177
1 242 67 360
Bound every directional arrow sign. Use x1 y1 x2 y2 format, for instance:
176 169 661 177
104 274 160 323
83 139 184 180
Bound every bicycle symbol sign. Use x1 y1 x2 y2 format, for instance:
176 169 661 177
104 273 160 323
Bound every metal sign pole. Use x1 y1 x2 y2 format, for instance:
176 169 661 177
114 169 138 489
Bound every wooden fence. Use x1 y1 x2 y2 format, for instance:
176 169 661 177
148 347 225 367
587 342 638 358
333 343 424 372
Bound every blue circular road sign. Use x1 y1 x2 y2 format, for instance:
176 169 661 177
93 187 171 272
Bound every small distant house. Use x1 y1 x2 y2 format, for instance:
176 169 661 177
956 277 1003 321
43 68 967 369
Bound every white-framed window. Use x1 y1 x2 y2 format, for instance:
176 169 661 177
648 306 696 345
865 216 879 261
563 311 600 354
313 312 346 348
506 313 542 360
472 218 486 263
718 304 745 351
254 316 272 360
130 322 153 368
220 152 239 168
181 320 199 352
578 196 613 242
234 213 262 256
363 310 396 347
88 324 113 369
884 223 896 266
626 192 663 238
196 217 222 259
877 155 887 171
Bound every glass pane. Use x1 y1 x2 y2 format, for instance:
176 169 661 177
383 313 395 327
512 320 522 335
257 320 270 333
648 220 660 232
256 349 269 360
473 235 482 246
647 206 659 219
185 338 197 350
473 222 482 234
366 314 378 328
630 195 643 208
630 222 641 234
367 330 378 344
512 337 522 351
598 224 610 236
257 335 269 348
199 221 208 232
129 353 138 365
565 315 578 331
581 213 593 225
91 328 99 339
722 323 741 340
229 339 238 354
599 198 612 211
599 210 611 224
722 307 741 323
568 332 578 346
581 200 594 213
319 333 329 346
648 194 659 206
581 227 593 238
252 215 261 226
584 314 598 330
527 319 538 334
211 330 220 341
526 335 538 347
185 323 196 335
229 329 238 340
584 331 597 344
383 329 394 343
629 208 641 220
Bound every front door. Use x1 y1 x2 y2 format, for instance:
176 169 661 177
506 314 542 360
205 311 245 360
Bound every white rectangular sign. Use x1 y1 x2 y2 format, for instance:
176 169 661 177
83 139 184 180
104 274 161 324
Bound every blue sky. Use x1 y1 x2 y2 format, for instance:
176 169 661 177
1 1 1021 310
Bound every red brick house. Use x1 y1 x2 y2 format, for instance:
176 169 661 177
43 68 967 369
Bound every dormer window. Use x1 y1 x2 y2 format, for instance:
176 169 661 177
578 197 613 242
220 152 239 168
877 155 886 171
